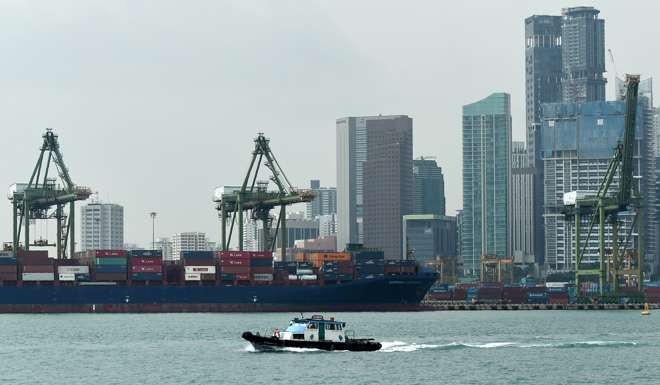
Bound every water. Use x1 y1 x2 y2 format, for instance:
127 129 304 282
1 311 659 384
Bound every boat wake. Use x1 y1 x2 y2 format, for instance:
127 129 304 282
243 343 329 353
378 340 639 352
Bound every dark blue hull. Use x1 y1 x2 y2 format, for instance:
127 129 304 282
0 275 436 312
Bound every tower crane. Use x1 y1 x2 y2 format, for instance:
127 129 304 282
563 74 641 297
214 133 315 258
8 129 92 258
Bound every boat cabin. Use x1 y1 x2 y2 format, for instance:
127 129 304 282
281 315 347 342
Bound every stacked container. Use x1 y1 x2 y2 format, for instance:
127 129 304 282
57 259 90 282
250 251 273 283
130 250 163 283
352 250 385 280
91 250 128 281
0 251 18 282
384 260 416 277
18 250 54 282
182 251 216 283
217 251 251 282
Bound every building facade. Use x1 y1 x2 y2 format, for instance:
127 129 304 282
154 237 173 260
362 116 413 260
461 93 512 278
540 97 655 271
306 180 337 219
171 232 209 259
511 142 535 265
413 157 446 216
336 115 411 251
80 203 124 251
403 214 457 262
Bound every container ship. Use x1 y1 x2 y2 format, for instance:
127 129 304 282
0 248 436 313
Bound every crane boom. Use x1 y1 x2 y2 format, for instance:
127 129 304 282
618 74 639 207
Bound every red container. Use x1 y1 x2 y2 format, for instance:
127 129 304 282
95 272 127 281
17 250 48 258
217 251 251 259
95 250 128 257
131 265 163 273
235 273 250 281
131 257 163 265
220 259 249 266
0 272 17 281
251 251 273 259
549 293 569 304
453 288 467 301
428 292 452 301
0 266 17 273
221 266 251 274
251 266 274 274
18 255 51 265
22 265 55 273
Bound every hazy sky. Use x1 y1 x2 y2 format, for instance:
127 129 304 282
0 1 657 249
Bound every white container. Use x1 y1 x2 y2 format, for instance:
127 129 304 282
213 185 242 201
287 274 299 280
253 273 273 281
296 269 314 275
22 273 55 281
563 190 591 206
185 266 216 274
58 266 90 274
58 273 75 281
0 251 14 258
185 273 201 281
299 274 318 281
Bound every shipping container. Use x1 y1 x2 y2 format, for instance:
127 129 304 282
299 274 318 280
0 258 17 265
253 273 273 281
22 265 55 273
0 272 17 281
22 272 55 281
131 272 163 281
184 266 216 274
216 251 251 259
94 250 128 257
181 250 214 259
185 273 201 281
128 250 162 257
58 273 76 281
95 265 127 273
95 257 127 266
296 269 314 275
250 258 273 267
130 257 163 265
220 273 236 281
94 272 127 281
251 266 273 274
221 266 251 274
58 266 89 274
219 258 249 266
200 273 216 281
0 251 15 258
235 273 250 281
131 265 163 273
0 265 17 273
287 274 299 280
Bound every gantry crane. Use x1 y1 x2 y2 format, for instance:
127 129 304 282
563 74 641 296
214 133 315 258
8 129 91 258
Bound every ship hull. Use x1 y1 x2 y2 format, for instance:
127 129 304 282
0 275 435 313
242 331 381 352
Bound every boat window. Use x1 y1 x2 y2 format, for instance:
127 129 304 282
309 322 318 329
293 334 304 340
337 324 342 331
327 323 335 330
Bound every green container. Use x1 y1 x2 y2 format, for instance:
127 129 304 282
95 257 127 266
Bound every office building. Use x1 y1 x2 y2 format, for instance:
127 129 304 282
403 214 457 262
461 93 512 278
154 237 173 260
80 202 124 251
362 116 413 260
511 142 535 266
319 213 337 238
336 115 411 251
171 232 209 259
413 157 446 216
306 180 337 219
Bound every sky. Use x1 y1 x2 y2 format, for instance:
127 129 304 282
0 0 657 249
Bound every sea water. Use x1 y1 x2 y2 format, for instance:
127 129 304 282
1 311 659 384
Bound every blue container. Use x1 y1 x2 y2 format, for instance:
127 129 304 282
356 264 385 274
0 258 17 265
356 273 385 280
96 265 127 273
338 274 354 281
250 259 273 267
181 251 214 259
131 272 163 281
75 273 91 281
129 249 163 257
220 273 236 280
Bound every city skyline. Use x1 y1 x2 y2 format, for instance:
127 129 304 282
0 1 655 249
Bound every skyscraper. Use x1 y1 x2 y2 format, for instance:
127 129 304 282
362 116 413 260
305 179 337 219
511 142 535 266
336 115 411 251
461 93 512 278
171 232 209 259
561 7 606 104
413 157 446 216
80 202 124 251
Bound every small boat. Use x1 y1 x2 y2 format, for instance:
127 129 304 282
242 314 381 352
642 303 651 316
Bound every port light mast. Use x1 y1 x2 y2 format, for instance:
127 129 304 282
8 129 91 258
214 133 315 258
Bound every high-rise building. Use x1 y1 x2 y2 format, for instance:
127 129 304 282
305 180 337 219
319 213 337 238
336 115 411 251
80 202 124 251
561 7 606 104
154 237 173 260
402 214 457 262
511 142 535 266
171 232 209 259
461 93 512 278
413 157 445 216
540 96 655 271
362 116 413 260
275 217 319 250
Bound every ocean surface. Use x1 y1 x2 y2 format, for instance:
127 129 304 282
1 311 659 384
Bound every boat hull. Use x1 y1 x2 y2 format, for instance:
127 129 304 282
242 331 381 352
0 275 435 313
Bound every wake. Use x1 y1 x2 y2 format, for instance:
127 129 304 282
378 340 639 352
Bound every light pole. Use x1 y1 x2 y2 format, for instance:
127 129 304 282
150 212 157 250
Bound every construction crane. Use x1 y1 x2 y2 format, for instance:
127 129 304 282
8 129 92 258
214 133 315 258
563 74 641 297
